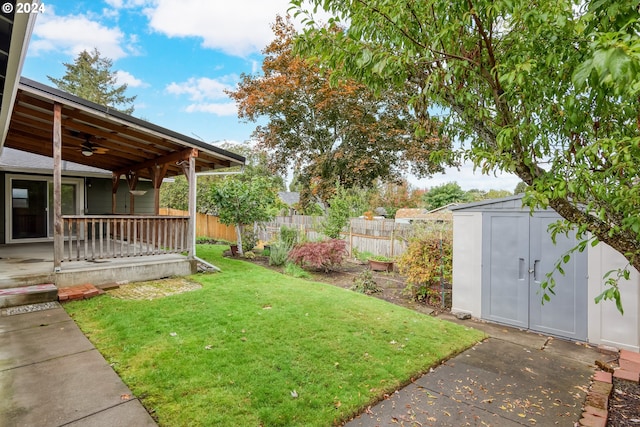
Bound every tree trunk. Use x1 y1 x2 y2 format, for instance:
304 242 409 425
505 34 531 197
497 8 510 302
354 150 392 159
236 224 244 256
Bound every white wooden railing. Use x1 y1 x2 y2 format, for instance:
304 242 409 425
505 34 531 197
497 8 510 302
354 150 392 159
61 215 190 262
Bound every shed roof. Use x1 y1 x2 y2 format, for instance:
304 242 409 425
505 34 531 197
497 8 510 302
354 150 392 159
450 194 528 212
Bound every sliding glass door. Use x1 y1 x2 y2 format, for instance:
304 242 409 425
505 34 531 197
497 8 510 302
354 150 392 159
11 180 48 239
48 182 78 238
8 176 83 242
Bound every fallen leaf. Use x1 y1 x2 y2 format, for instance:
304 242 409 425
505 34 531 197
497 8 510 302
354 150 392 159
121 394 131 400
204 345 212 350
291 390 298 398
169 332 177 337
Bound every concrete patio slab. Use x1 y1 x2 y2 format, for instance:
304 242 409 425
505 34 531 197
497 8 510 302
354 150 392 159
0 306 156 427
0 312 94 370
345 315 599 427
63 399 157 427
0 304 68 333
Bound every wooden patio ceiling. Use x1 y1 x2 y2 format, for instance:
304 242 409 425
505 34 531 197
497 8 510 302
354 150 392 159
3 77 245 180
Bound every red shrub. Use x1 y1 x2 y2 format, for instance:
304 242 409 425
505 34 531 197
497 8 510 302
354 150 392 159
288 239 348 272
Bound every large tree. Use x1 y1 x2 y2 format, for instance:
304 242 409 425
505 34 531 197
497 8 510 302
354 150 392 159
369 179 425 217
423 182 471 210
48 48 136 114
227 15 451 207
291 0 640 305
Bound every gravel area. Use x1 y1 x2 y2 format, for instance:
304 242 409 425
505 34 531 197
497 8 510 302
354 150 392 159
1 301 61 316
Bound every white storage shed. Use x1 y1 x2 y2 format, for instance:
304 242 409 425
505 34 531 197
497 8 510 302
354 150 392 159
451 195 640 352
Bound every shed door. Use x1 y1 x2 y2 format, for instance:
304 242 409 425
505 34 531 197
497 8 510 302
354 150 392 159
481 213 587 341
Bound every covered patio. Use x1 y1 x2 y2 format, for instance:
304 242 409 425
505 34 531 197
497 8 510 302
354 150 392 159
0 78 244 288
0 241 191 289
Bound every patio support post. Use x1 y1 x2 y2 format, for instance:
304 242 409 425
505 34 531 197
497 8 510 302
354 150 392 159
187 154 196 258
149 163 168 215
126 170 139 214
53 102 63 271
112 173 120 214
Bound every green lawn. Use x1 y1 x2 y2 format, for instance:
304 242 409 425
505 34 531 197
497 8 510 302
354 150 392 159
65 245 485 427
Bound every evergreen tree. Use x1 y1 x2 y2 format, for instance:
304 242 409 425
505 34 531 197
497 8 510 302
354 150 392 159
48 48 136 114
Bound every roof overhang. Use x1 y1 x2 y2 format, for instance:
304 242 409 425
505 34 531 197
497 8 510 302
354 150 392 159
4 77 245 179
0 1 40 149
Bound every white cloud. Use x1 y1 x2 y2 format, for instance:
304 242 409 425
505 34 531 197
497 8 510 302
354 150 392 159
410 162 521 192
185 103 238 116
166 77 234 101
115 70 147 88
105 0 149 8
144 0 293 57
166 76 239 116
30 9 132 60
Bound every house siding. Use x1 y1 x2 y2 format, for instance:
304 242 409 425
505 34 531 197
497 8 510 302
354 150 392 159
87 178 155 215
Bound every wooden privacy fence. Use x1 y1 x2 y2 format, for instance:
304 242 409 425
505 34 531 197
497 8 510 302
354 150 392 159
62 215 189 261
157 210 451 259
159 208 236 242
258 216 419 258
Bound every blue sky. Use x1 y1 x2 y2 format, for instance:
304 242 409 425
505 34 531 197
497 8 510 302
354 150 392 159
22 0 519 191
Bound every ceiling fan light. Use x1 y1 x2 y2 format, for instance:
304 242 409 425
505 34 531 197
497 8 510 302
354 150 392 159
81 148 93 157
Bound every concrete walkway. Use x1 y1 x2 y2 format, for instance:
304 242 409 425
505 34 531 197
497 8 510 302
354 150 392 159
0 303 156 427
344 314 602 427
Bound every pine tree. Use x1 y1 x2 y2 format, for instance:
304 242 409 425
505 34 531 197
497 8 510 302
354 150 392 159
48 48 136 114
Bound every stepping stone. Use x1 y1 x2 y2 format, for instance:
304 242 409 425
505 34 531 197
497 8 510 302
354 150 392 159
57 284 104 302
0 284 58 308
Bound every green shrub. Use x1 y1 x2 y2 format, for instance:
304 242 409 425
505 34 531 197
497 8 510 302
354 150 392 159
241 228 258 253
397 224 452 306
369 254 393 262
351 269 381 295
269 242 290 267
262 248 271 257
284 262 311 279
279 225 299 248
352 248 375 263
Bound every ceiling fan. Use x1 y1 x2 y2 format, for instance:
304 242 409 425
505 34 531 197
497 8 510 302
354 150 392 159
80 136 109 157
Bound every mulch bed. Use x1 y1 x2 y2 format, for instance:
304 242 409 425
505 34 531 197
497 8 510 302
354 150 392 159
236 253 448 315
608 376 640 426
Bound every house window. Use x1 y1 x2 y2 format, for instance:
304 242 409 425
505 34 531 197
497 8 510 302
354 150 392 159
12 188 29 208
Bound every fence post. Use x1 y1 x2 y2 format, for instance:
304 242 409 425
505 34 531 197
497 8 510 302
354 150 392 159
390 225 395 258
349 219 354 256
